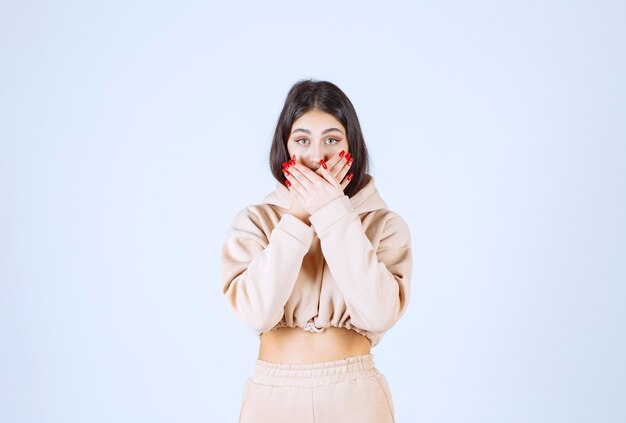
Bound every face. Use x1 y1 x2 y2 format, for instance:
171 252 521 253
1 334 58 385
287 109 349 171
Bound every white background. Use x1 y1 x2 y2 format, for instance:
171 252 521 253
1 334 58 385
1 1 624 422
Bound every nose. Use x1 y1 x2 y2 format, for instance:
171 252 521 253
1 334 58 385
309 143 326 168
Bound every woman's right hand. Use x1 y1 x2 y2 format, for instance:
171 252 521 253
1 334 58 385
287 191 310 223
282 156 310 223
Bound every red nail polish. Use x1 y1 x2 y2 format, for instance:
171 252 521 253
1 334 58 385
283 169 290 176
285 180 291 187
347 157 353 166
345 152 351 160
282 162 290 168
320 160 327 169
290 155 296 165
347 172 354 181
339 150 345 157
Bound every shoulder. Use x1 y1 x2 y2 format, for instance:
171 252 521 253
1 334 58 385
364 209 412 249
228 203 283 233
383 210 411 235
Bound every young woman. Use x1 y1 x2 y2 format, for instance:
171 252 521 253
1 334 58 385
220 79 413 422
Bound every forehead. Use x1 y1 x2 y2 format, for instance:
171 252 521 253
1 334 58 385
292 110 344 131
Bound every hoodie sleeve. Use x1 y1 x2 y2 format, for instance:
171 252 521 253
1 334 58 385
220 208 315 333
309 195 412 333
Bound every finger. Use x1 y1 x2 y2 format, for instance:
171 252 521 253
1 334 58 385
316 153 347 182
332 150 351 168
326 149 347 176
285 159 315 192
316 161 341 189
328 157 345 179
318 159 336 175
283 166 309 197
282 166 300 192
340 171 354 191
287 180 305 203
336 154 353 181
290 156 324 187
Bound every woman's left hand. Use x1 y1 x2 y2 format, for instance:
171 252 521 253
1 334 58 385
314 150 353 191
284 155 348 216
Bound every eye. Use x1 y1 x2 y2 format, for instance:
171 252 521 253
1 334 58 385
295 138 309 145
326 138 339 144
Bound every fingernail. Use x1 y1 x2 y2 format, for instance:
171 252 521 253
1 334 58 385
345 153 351 160
339 150 345 157
285 180 291 187
290 155 296 165
282 161 290 168
347 157 353 166
320 159 327 169
283 169 290 176
347 172 354 181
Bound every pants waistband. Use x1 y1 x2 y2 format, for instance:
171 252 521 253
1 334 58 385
250 353 379 388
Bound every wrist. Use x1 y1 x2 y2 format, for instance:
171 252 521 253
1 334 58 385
288 211 310 224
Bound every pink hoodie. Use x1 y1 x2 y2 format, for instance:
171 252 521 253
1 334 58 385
220 174 412 347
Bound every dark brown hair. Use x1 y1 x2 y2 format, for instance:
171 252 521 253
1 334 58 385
269 79 370 198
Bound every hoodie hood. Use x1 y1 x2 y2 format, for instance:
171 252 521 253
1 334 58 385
261 174 388 215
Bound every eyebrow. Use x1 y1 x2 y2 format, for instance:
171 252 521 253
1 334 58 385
291 127 344 135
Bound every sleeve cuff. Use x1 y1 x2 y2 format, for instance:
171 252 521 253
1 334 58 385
276 213 315 247
309 195 353 236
